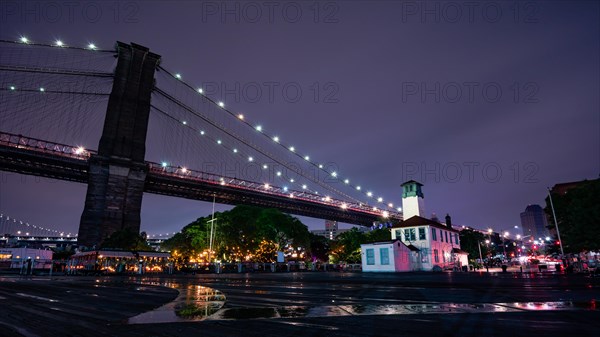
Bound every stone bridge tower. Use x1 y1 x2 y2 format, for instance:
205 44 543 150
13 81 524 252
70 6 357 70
78 42 161 248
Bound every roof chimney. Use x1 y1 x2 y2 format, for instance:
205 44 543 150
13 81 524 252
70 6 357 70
445 214 452 228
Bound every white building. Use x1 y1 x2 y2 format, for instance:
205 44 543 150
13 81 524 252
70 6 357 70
0 247 53 269
361 181 468 272
360 240 421 272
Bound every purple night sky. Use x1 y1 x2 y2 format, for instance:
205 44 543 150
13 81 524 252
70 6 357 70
0 1 598 237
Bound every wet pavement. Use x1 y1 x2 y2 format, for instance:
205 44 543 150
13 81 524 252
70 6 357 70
0 272 598 336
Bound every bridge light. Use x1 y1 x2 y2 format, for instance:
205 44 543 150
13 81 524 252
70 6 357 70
273 136 279 142
290 179 294 183
356 186 361 190
200 130 205 135
331 171 337 177
181 167 188 173
388 203 393 208
218 101 225 108
372 207 377 211
264 183 270 189
283 186 288 192
39 87 45 92
289 146 295 152
182 121 187 125
232 148 237 153
248 156 253 162
262 164 268 169
377 197 383 203
238 114 244 120
341 203 348 209
216 139 221 144
276 171 282 176
318 164 323 169
302 184 307 189
382 211 389 218
175 73 182 79
256 125 262 132
55 40 64 47
325 196 331 202
20 36 29 43
197 88 203 94
344 179 349 184
87 43 97 50
289 193 294 198
9 86 15 90
304 155 310 161
74 147 85 155
367 192 373 197
397 207 402 212
161 162 168 168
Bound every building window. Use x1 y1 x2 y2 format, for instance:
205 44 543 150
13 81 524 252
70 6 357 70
421 248 429 263
366 249 375 265
440 229 444 242
434 249 439 263
455 234 459 245
418 227 426 240
395 229 402 239
431 228 437 241
403 228 416 242
445 231 449 243
380 248 390 265
442 250 446 263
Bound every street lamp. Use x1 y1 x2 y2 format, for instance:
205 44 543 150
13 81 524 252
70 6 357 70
547 187 565 256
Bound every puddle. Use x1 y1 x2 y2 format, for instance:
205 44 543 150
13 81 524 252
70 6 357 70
207 301 597 321
128 283 225 324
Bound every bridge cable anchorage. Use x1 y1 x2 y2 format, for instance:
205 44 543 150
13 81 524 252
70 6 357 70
155 65 399 212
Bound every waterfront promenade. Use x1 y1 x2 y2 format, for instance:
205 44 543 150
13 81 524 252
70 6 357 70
0 271 598 336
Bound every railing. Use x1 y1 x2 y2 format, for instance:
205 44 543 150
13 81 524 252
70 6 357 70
0 131 93 160
0 131 402 220
148 162 402 220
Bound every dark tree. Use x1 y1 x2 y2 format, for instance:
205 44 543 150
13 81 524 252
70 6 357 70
308 232 330 262
545 179 600 252
101 229 152 251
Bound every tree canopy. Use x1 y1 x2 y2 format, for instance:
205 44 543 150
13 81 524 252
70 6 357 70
100 229 152 251
161 205 311 263
545 179 600 252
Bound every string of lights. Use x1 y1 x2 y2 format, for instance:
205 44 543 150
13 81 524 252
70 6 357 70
157 65 402 212
0 38 112 53
2 36 404 218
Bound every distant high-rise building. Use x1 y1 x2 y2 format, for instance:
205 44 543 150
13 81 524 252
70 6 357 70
325 220 338 232
311 220 340 240
520 204 549 239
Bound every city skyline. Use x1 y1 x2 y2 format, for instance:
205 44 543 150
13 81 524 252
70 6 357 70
0 1 598 235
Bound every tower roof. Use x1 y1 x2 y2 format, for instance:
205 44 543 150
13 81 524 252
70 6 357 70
401 180 423 187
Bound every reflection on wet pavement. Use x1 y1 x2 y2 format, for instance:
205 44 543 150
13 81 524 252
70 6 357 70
207 301 597 321
128 278 597 324
128 283 225 324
